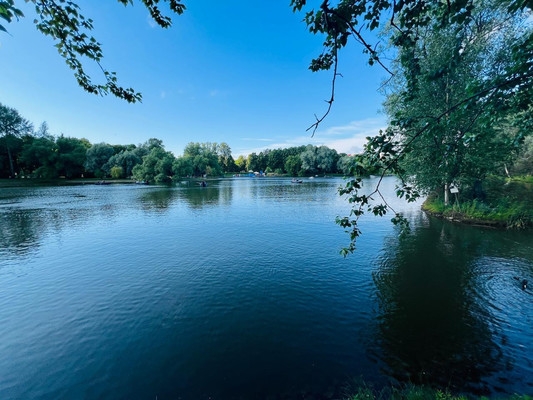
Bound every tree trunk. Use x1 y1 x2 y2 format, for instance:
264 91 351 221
6 143 15 178
444 183 449 206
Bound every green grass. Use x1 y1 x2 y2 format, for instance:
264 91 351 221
422 176 533 229
345 384 532 400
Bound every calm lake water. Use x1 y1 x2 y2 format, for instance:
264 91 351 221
1 177 532 399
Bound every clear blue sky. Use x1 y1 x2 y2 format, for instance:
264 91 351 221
0 1 387 157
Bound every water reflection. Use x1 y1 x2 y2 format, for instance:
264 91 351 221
0 211 42 261
138 187 179 210
373 215 533 395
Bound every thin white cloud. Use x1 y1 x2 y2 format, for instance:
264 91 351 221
234 117 387 157
147 15 157 28
316 117 387 154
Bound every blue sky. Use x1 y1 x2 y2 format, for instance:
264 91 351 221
0 1 388 157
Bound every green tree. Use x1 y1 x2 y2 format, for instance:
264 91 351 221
217 142 234 172
267 149 285 173
85 142 115 178
172 156 193 179
132 146 175 183
382 1 528 202
55 135 90 178
325 0 533 254
247 153 259 173
183 142 222 177
19 135 59 178
235 155 247 172
511 135 533 175
285 154 302 176
0 103 33 177
110 166 123 179
300 145 318 175
103 148 142 178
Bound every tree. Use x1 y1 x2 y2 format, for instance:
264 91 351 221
19 135 59 178
303 0 533 254
285 154 302 176
55 135 90 178
132 146 175 183
510 135 533 175
267 149 285 173
172 156 193 179
85 142 115 178
103 148 143 178
235 155 247 172
217 142 234 172
183 142 223 177
382 2 527 204
1 1 185 102
0 103 33 177
300 145 318 175
247 153 260 173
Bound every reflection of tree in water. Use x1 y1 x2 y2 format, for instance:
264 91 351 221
0 211 43 260
139 187 179 210
138 184 226 211
372 216 508 396
182 186 222 209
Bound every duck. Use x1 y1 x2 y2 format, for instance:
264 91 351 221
513 277 528 290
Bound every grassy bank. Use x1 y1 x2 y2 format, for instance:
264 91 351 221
346 384 532 400
422 176 533 229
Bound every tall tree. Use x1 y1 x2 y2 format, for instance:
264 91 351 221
19 135 58 178
324 0 533 254
0 103 33 177
85 142 115 178
382 2 528 203
55 135 90 178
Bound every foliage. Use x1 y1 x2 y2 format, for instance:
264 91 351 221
132 145 175 184
292 0 533 254
55 135 89 178
422 176 533 229
0 102 33 177
510 135 533 175
110 165 123 179
19 135 59 178
85 142 115 178
2 1 185 102
103 147 144 178
344 383 532 400
0 104 350 181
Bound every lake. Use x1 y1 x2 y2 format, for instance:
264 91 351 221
1 177 532 399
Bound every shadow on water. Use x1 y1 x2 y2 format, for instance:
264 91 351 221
138 182 224 211
372 214 533 396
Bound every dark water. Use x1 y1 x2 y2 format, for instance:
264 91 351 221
0 177 532 399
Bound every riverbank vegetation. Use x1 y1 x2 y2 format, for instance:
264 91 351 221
345 384 532 400
0 104 355 182
422 176 533 229
327 0 533 253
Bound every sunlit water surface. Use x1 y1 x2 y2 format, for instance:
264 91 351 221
1 177 532 399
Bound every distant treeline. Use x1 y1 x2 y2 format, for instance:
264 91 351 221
0 104 362 183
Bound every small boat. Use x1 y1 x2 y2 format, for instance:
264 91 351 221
291 179 303 184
